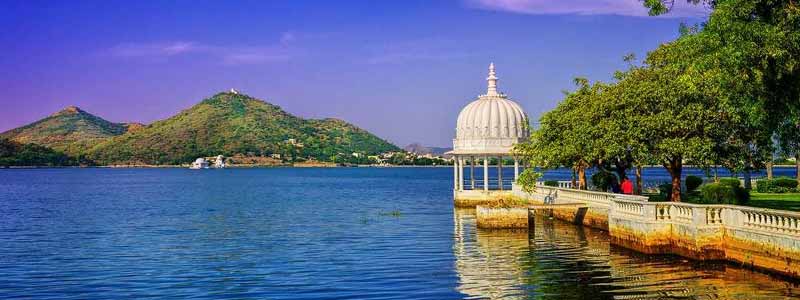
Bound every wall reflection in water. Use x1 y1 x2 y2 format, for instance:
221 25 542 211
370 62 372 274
453 208 800 300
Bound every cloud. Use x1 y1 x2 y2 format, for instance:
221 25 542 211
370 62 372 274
365 38 475 64
109 41 200 57
222 51 290 65
465 0 710 17
107 31 297 65
279 31 296 46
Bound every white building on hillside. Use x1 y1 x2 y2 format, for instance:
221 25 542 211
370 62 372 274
214 155 226 168
190 157 209 169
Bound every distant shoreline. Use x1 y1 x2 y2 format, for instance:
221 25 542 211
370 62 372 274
1 165 796 170
0 164 455 169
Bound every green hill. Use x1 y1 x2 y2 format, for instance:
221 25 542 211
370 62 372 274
87 92 399 165
0 106 129 156
0 138 77 167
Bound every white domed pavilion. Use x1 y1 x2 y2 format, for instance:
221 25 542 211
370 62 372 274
449 63 530 204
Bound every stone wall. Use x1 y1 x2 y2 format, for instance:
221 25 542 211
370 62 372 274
475 206 530 229
454 190 517 208
608 200 800 278
477 183 800 279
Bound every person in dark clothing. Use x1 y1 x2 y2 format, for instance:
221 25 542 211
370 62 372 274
611 177 621 193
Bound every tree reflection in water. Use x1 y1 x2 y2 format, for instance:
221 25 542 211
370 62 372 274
453 208 800 300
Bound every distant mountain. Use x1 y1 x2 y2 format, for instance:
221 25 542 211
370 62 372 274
404 143 452 157
0 106 130 156
87 92 400 165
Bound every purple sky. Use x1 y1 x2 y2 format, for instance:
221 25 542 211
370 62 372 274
0 0 708 147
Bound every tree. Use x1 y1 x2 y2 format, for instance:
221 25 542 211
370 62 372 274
515 78 603 190
595 67 659 195
614 39 725 202
777 112 800 186
646 0 800 186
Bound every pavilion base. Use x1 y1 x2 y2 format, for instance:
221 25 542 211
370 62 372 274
453 190 516 208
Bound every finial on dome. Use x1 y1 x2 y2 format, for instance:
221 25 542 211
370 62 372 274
486 63 499 96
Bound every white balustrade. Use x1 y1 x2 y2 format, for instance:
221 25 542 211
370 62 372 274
674 205 694 223
615 199 645 217
738 207 800 235
523 181 800 237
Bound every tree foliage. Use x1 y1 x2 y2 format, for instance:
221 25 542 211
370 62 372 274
516 0 800 201
0 138 77 167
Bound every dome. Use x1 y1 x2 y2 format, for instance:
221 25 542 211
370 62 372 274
453 63 529 154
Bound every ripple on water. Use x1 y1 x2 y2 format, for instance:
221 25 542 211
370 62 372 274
0 168 798 299
453 208 800 299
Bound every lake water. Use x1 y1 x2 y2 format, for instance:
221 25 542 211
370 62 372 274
0 167 798 299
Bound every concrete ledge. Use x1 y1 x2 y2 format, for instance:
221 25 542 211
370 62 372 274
501 184 800 279
454 190 516 208
475 206 530 229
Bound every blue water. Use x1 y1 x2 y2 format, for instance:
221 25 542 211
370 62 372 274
0 167 798 299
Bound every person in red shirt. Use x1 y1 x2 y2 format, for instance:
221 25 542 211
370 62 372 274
621 177 634 195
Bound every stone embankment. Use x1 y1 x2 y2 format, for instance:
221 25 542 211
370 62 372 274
469 184 800 279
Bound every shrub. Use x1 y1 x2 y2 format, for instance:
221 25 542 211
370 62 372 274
719 177 741 189
591 172 616 191
755 177 798 193
485 196 528 208
756 179 775 193
658 183 673 201
700 182 749 205
774 177 799 189
701 183 735 204
543 180 559 187
685 175 703 192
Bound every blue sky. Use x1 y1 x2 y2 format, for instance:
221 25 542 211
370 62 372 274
0 0 708 147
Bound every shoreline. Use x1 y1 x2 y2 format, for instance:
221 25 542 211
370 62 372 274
0 164 455 169
1 164 797 170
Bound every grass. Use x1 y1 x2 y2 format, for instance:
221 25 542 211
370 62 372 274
646 191 800 212
484 196 529 208
748 192 800 212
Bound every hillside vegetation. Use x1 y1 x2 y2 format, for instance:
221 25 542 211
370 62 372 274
86 92 399 165
0 138 77 167
0 106 129 156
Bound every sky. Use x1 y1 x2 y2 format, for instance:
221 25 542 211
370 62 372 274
0 0 709 147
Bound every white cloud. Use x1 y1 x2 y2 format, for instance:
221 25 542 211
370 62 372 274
465 0 710 17
365 38 475 64
107 31 298 65
110 41 199 57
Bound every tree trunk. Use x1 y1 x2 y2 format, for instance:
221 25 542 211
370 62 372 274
577 166 587 190
713 166 719 183
571 167 577 189
635 165 643 195
613 159 629 183
665 157 682 202
743 163 752 190
796 154 800 187
766 161 774 180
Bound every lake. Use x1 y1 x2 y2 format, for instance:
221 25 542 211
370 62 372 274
0 167 798 299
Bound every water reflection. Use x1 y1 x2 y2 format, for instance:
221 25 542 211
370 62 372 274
453 208 800 299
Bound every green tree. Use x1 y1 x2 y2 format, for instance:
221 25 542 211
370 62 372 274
515 78 603 190
777 113 800 186
613 40 725 202
646 0 800 186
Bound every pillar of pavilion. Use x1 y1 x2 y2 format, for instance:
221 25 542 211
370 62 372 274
447 63 530 207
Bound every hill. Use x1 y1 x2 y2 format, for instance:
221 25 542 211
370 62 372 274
87 92 400 165
0 138 77 167
0 106 129 156
404 143 452 157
